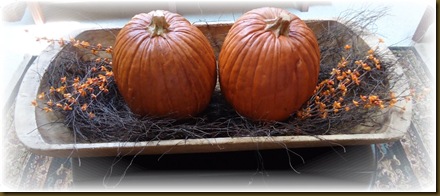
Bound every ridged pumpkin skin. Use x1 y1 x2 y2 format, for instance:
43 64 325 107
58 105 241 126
112 10 216 118
219 7 320 121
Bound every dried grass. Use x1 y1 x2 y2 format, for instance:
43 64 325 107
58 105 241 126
37 7 408 143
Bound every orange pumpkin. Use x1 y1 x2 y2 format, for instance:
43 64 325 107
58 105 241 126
219 7 320 121
112 10 216 118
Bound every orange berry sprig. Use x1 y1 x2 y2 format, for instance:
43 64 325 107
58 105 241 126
36 36 113 55
296 43 406 120
32 59 114 120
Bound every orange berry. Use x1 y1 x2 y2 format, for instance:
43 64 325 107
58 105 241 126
46 100 54 107
333 101 342 109
81 103 88 111
38 92 45 100
80 41 90 48
63 104 72 111
43 107 53 113
89 112 96 119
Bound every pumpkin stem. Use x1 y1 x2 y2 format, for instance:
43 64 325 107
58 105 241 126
264 13 291 37
148 10 170 37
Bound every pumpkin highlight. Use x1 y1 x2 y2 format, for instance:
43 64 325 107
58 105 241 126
218 7 320 121
112 10 216 118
